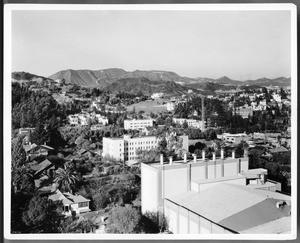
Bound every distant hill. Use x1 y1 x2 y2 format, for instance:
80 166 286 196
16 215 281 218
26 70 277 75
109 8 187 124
46 68 292 89
48 68 196 88
103 77 197 96
244 77 291 87
12 71 53 83
48 68 128 88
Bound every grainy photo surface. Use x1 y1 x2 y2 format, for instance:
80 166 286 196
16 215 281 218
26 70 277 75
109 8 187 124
4 3 297 241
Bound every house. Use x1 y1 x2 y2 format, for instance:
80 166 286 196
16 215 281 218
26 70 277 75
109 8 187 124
77 149 96 159
221 133 251 144
269 146 289 154
77 210 108 233
30 158 56 177
23 143 54 161
19 127 35 136
49 189 91 216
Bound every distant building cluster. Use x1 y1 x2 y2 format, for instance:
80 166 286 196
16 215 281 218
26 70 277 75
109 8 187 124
68 112 108 126
173 118 205 130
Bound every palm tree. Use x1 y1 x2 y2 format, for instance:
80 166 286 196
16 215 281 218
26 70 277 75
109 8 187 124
54 163 80 193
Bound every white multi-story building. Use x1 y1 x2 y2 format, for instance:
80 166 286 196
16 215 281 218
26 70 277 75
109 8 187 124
102 134 188 162
124 119 153 130
173 118 204 129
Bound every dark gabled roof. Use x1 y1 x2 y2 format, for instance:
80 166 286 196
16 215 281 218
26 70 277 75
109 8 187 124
269 146 289 153
30 159 54 173
218 198 291 232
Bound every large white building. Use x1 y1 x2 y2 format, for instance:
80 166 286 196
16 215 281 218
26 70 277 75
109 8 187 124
141 150 290 234
220 133 251 144
173 118 205 130
102 134 188 162
124 119 154 130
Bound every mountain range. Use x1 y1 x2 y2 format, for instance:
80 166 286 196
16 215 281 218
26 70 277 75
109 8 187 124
12 69 291 95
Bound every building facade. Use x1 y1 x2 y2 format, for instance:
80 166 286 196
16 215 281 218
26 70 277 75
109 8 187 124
124 119 154 130
102 134 189 162
141 150 290 234
173 118 205 129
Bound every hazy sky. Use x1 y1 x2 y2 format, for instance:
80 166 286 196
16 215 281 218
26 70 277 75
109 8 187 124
11 10 291 80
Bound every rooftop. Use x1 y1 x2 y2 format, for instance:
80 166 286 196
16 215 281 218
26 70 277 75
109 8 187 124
166 183 291 225
49 190 90 205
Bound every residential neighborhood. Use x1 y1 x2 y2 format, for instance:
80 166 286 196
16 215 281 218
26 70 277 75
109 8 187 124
8 5 295 239
11 73 292 234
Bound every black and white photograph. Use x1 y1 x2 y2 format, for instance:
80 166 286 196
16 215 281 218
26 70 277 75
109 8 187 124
4 3 297 240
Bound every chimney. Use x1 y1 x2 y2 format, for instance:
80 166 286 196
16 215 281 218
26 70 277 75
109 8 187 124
232 150 236 159
169 156 173 165
160 154 164 165
221 148 224 159
183 153 187 163
212 152 216 161
193 153 197 163
244 148 249 157
202 150 206 161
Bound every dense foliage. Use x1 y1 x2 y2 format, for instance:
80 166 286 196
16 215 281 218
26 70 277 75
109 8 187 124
105 205 141 233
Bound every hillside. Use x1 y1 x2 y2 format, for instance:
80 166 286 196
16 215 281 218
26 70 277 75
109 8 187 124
104 77 196 96
12 71 53 83
48 68 291 89
48 68 129 88
244 77 291 87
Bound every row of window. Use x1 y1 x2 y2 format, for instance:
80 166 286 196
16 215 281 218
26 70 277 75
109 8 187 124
128 141 157 145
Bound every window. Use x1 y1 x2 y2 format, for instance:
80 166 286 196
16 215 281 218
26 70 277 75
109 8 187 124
78 202 89 208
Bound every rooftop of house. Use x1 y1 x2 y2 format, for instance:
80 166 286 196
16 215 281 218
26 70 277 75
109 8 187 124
49 190 90 205
23 143 54 153
166 183 291 233
269 146 289 153
30 159 55 175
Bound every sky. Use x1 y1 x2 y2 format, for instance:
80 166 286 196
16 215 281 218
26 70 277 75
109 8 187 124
11 9 291 80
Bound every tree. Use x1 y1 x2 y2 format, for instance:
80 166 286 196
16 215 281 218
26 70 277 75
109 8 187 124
54 163 80 193
106 205 141 234
182 120 188 129
92 191 110 210
12 136 26 167
11 165 35 195
137 148 159 163
22 194 62 233
30 122 49 145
